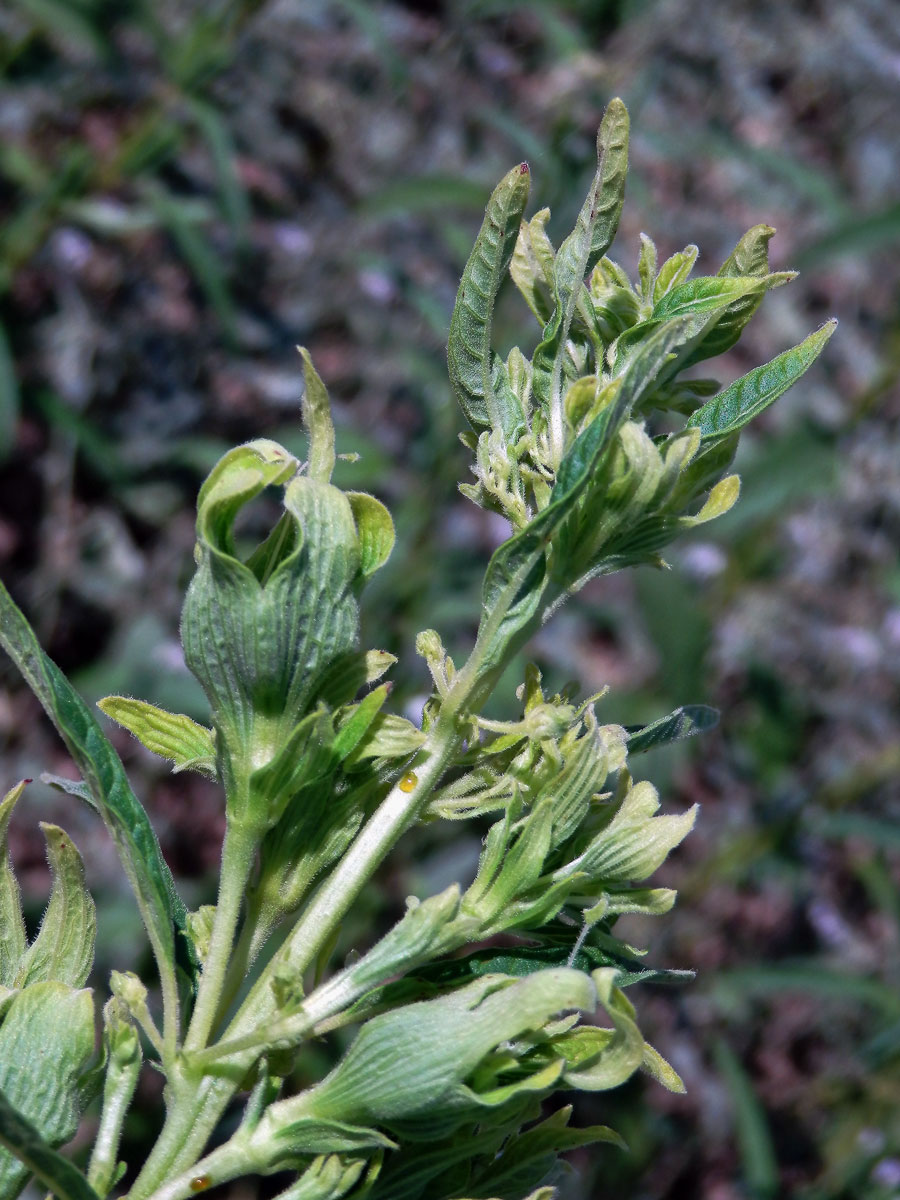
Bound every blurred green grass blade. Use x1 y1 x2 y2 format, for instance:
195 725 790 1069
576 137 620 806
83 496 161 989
796 201 900 267
0 323 19 462
362 175 489 217
189 99 251 239
713 1038 778 1200
0 581 185 989
13 0 107 56
814 812 900 851
0 1086 100 1200
713 964 900 1019
145 185 237 342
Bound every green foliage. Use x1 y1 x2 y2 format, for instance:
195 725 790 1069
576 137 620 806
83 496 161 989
0 99 833 1200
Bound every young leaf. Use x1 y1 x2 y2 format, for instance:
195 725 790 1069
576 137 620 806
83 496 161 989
626 704 719 754
346 492 395 578
689 320 837 440
299 348 336 484
97 697 216 777
15 824 95 989
0 582 185 992
0 782 26 989
533 99 630 453
448 162 531 439
0 982 96 1199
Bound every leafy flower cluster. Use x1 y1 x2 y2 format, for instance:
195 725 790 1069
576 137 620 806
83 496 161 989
0 99 832 1200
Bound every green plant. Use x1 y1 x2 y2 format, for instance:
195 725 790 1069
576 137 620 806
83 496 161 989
0 98 834 1200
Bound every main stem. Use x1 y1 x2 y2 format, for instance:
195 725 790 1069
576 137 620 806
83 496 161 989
183 821 258 1052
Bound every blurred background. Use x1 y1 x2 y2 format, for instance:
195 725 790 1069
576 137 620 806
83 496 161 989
0 1 898 1197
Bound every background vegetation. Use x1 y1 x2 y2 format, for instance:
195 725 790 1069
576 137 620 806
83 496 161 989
0 1 898 1196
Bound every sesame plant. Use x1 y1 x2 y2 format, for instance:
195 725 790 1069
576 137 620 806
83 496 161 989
0 99 834 1200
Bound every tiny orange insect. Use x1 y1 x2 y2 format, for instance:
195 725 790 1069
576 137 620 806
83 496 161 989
190 1177 211 1193
399 771 418 792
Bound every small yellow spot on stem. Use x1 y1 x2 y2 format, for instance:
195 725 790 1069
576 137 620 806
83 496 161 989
399 771 418 793
190 1177 211 1193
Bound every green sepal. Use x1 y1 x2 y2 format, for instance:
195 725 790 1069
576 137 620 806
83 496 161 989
556 969 645 1091
97 697 216 778
564 780 697 885
0 782 26 989
15 824 95 989
626 704 718 754
0 982 96 1199
689 320 837 440
653 244 698 304
346 493 395 578
448 161 531 440
268 1155 367 1200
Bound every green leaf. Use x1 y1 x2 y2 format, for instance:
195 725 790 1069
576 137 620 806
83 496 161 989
626 704 718 754
448 161 531 438
249 707 338 830
346 492 395 578
15 825 95 989
689 320 837 440
0 982 96 1200
314 649 396 709
0 1087 99 1200
299 349 336 484
97 697 216 777
532 99 629 435
344 714 426 765
653 244 698 304
510 207 556 323
0 581 184 992
268 1154 367 1200
0 783 26 989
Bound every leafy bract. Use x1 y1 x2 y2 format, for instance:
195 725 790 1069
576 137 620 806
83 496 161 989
97 697 216 777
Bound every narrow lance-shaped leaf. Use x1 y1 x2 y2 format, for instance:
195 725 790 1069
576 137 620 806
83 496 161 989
15 824 95 989
448 162 531 439
0 582 184 991
689 320 837 440
0 782 26 988
626 704 719 755
97 697 216 777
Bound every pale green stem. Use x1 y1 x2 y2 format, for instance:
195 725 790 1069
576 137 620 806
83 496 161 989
183 821 258 1053
87 1048 140 1198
